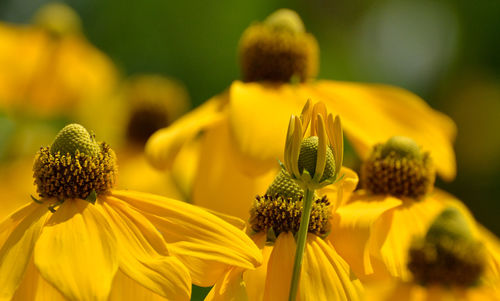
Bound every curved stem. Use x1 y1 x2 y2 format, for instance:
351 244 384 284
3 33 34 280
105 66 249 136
288 188 315 301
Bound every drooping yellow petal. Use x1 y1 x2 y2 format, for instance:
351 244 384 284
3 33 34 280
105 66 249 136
318 166 359 210
12 258 66 301
309 80 457 180
0 202 49 300
111 190 262 287
108 270 171 301
145 92 227 170
101 196 191 300
329 193 402 277
228 81 307 174
243 233 271 301
228 80 456 180
300 235 364 301
205 267 249 301
263 232 295 301
375 195 445 280
34 198 118 301
191 118 276 220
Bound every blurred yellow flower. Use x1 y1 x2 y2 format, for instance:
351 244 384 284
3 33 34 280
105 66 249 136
86 74 194 199
146 8 456 220
330 136 500 283
206 167 363 301
365 207 500 301
0 124 262 300
0 3 118 116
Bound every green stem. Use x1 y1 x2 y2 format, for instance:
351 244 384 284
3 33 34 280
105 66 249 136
288 188 315 301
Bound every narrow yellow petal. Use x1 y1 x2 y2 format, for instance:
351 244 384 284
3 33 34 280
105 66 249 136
0 202 49 300
109 270 170 301
330 193 402 277
309 81 457 180
299 99 312 136
333 115 343 171
190 119 276 220
314 114 327 182
145 92 226 170
34 198 118 301
205 267 248 301
284 115 296 173
102 196 191 300
291 116 303 178
300 234 364 301
111 190 262 287
243 238 273 301
319 167 359 210
310 101 327 136
263 232 295 301
12 257 67 301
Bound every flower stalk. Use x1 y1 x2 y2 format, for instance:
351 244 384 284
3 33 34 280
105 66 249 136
282 99 344 300
288 187 314 301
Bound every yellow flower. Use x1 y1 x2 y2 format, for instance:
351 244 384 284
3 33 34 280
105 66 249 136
145 9 456 220
206 167 364 301
87 74 193 199
0 124 262 300
365 207 500 301
330 136 500 283
0 3 118 116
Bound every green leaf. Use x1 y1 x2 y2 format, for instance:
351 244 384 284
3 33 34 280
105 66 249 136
85 190 97 205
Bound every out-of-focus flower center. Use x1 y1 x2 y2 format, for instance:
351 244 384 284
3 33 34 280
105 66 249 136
33 3 82 37
33 124 117 200
238 8 318 83
408 207 485 287
361 136 435 200
249 169 331 240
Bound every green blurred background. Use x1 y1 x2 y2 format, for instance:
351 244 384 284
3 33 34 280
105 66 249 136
1 0 499 246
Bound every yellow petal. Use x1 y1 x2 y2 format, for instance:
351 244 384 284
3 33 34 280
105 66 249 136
318 166 359 210
12 258 66 301
145 92 227 170
243 233 271 301
109 270 171 301
329 193 402 277
228 81 307 174
375 196 445 280
205 267 248 301
111 190 262 287
263 232 295 301
0 202 49 300
34 198 118 301
102 196 191 300
300 235 364 301
191 118 276 220
309 80 457 180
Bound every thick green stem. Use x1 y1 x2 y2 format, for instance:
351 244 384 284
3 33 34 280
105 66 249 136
288 188 315 301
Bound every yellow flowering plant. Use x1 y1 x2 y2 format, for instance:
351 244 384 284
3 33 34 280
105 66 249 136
0 124 262 300
365 207 500 300
331 136 500 284
145 9 457 223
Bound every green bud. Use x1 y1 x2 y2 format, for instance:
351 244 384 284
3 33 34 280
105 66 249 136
50 123 100 156
264 9 305 34
381 136 421 159
297 136 335 181
426 207 472 243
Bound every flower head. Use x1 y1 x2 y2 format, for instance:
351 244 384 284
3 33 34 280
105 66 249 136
361 136 435 200
0 123 262 300
283 99 343 190
239 8 318 83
